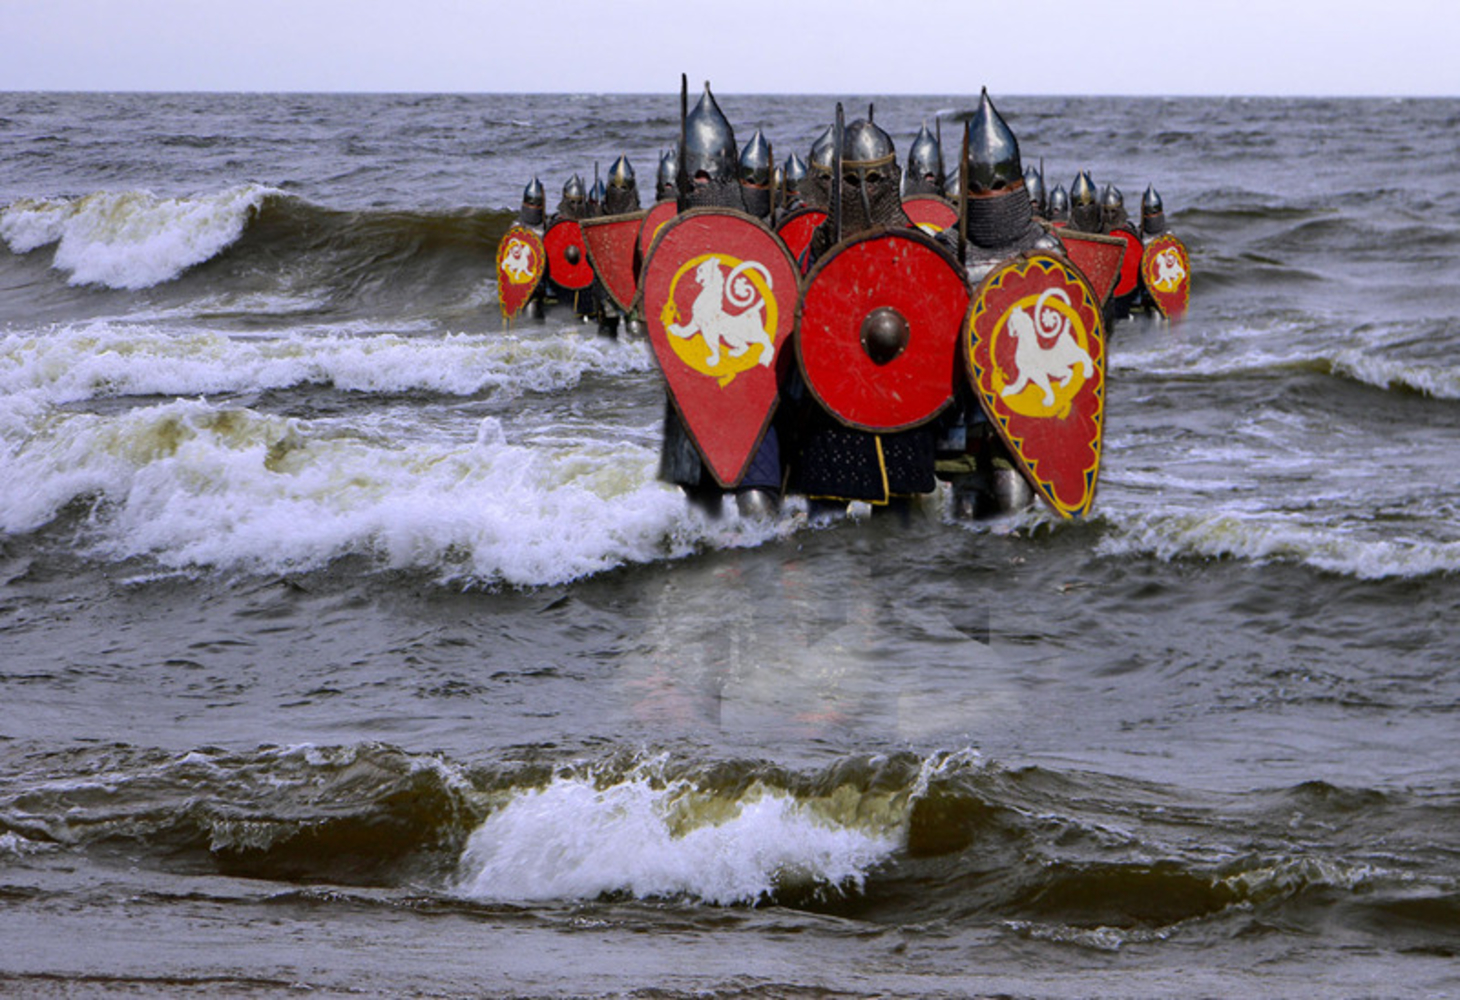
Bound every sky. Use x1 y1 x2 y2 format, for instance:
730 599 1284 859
2 0 1457 97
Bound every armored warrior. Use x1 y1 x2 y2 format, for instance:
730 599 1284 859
1047 182 1070 226
1140 183 1167 239
1068 170 1101 233
904 120 946 197
604 154 641 215
655 149 678 202
934 89 1059 517
553 174 588 222
1100 183 1143 322
778 152 808 217
739 129 774 222
800 125 835 212
510 176 549 319
789 112 937 517
1024 164 1047 220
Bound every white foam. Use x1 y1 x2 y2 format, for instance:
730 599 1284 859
0 184 278 289
455 770 900 905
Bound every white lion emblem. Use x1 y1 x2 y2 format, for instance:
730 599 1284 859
1001 288 1094 408
502 238 536 283
666 258 775 368
1152 246 1187 291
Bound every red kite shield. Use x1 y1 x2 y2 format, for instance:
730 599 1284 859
543 219 595 291
581 210 647 313
966 254 1105 518
776 207 827 265
640 208 800 487
798 229 970 432
495 225 545 320
902 194 959 236
1109 228 1145 299
1140 233 1191 320
638 200 679 267
1055 229 1125 304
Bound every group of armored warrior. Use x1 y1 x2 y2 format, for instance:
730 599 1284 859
499 84 1189 522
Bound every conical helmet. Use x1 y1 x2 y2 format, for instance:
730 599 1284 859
1023 165 1046 215
964 88 1023 194
608 154 635 191
522 176 544 209
1048 183 1070 222
683 81 738 184
656 148 678 200
907 119 945 192
784 151 808 188
739 129 772 187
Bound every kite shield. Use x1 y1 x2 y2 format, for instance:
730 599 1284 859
581 210 648 313
495 225 545 320
1055 228 1126 305
798 229 970 432
637 200 679 275
1140 232 1191 320
640 208 801 487
965 253 1106 518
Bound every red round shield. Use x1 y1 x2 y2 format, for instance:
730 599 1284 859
902 195 958 236
1140 233 1191 320
965 254 1105 518
798 229 970 432
582 210 648 313
640 208 801 488
776 207 827 266
495 225 545 320
1109 227 1145 298
638 200 679 269
1055 229 1125 304
543 219 595 291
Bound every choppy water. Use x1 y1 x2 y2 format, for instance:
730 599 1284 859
2 91 1459 999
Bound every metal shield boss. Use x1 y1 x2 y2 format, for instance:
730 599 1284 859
1055 229 1126 304
496 225 546 319
966 254 1105 518
775 207 827 265
581 210 647 313
1109 228 1145 299
902 195 958 236
543 219 595 291
798 229 970 431
640 208 800 487
637 201 679 277
1140 233 1191 320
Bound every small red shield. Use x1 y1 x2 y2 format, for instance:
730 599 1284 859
543 219 595 291
640 208 801 487
966 254 1105 518
776 207 827 265
582 210 647 313
495 225 545 319
798 229 970 432
1140 233 1191 320
1055 229 1125 304
1109 228 1145 299
638 200 679 271
902 195 959 236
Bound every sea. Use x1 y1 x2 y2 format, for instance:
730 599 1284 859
1 91 1458 999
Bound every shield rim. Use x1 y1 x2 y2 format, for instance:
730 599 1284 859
640 206 802 488
796 226 970 433
543 218 596 291
901 193 959 233
775 206 829 263
495 224 545 320
581 208 649 313
1140 232 1191 319
637 201 680 281
963 250 1105 518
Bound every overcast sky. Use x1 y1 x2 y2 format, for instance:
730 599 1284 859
3 0 1457 97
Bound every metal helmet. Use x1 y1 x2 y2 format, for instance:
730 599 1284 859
1023 165 1046 217
586 172 607 218
839 116 905 233
683 81 738 185
1141 183 1168 237
1100 183 1128 234
784 151 808 189
605 154 640 214
905 119 945 196
1048 183 1070 223
656 148 678 202
964 88 1023 195
1070 170 1100 232
738 128 774 220
809 124 835 173
518 175 545 226
801 124 835 210
556 173 587 220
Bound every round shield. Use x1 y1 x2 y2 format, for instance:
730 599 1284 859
640 208 801 488
965 253 1105 518
775 207 827 266
902 194 958 236
798 229 970 432
582 210 648 313
495 225 545 319
543 219 594 291
638 200 679 269
1109 227 1145 299
1140 233 1191 320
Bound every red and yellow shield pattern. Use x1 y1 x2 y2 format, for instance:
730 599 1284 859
966 254 1105 518
902 195 959 236
581 210 647 313
543 219 595 291
640 208 801 487
495 225 545 319
1140 233 1191 320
